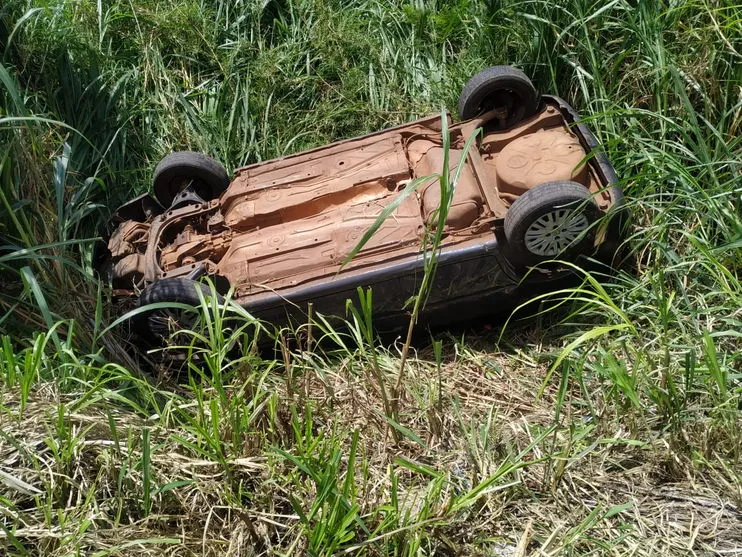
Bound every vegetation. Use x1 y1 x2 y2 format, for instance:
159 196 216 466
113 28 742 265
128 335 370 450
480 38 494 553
1 0 740 554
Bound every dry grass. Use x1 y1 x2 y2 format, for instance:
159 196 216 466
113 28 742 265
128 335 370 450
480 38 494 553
2 334 739 555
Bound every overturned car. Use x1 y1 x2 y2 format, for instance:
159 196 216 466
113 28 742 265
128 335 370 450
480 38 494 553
96 66 625 345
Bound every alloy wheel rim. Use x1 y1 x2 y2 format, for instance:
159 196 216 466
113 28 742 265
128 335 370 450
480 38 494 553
524 208 589 256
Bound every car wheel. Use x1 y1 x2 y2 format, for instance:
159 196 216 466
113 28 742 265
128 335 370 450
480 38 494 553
134 278 222 354
458 65 540 125
504 181 600 268
153 151 229 208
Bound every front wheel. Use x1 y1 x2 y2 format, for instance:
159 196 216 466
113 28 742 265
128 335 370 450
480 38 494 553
153 151 229 208
134 278 222 355
504 181 600 268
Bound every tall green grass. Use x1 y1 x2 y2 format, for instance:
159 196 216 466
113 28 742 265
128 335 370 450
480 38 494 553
0 0 740 554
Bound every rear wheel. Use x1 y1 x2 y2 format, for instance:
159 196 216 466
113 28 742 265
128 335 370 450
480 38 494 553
504 181 600 268
458 65 540 125
153 151 229 208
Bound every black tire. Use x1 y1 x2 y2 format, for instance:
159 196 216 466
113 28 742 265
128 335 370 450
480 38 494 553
153 151 229 208
92 238 112 282
134 278 222 348
458 66 540 124
504 181 600 268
